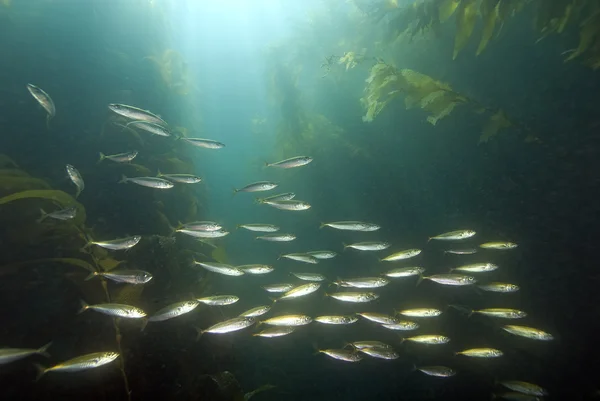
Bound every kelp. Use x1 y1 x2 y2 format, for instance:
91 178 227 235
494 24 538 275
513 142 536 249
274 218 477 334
563 4 600 69
0 175 51 196
0 189 86 226
0 257 97 273
144 49 194 96
480 108 512 143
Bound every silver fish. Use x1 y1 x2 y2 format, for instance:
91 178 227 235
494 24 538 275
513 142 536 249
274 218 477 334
402 334 450 344
334 277 389 288
417 366 456 377
37 206 77 223
276 283 321 301
381 321 420 331
263 200 311 211
455 348 503 357
234 181 278 193
108 103 168 127
306 250 337 259
128 120 171 136
314 315 358 325
239 305 272 318
87 235 141 251
381 249 422 262
98 150 138 163
451 262 498 273
346 341 393 350
358 347 399 360
397 308 442 318
480 241 518 250
290 272 326 282
85 269 152 284
279 253 318 264
157 171 202 184
256 192 295 203
237 224 280 232
253 326 296 337
320 221 380 231
79 301 146 318
194 261 244 276
500 381 548 396
238 264 274 274
477 282 520 293
429 230 476 241
421 274 476 286
35 351 119 380
0 342 51 365
262 283 294 293
327 292 379 303
317 349 362 362
27 84 55 126
119 175 174 189
256 233 296 242
182 137 225 149
177 228 229 238
196 295 239 306
444 248 478 255
385 266 426 278
356 312 399 325
260 314 312 326
502 325 554 340
66 164 84 198
266 156 313 169
147 300 200 322
344 241 390 251
179 221 222 232
472 308 527 319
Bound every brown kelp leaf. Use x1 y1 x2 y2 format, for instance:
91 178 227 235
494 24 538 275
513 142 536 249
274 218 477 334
453 0 478 60
439 0 461 22
477 0 500 55
0 189 86 226
0 257 96 273
98 258 126 272
112 284 144 305
480 109 512 143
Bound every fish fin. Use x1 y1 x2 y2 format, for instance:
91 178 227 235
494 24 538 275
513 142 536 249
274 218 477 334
36 209 48 223
268 297 278 304
84 271 98 281
139 318 148 332
342 243 348 251
427 237 433 243
156 168 162 177
36 342 52 358
232 187 238 197
416 275 425 286
319 222 326 229
97 152 105 164
45 114 51 130
33 363 47 381
277 254 282 260
118 174 128 184
194 326 204 341
78 300 89 314
264 161 270 168
75 187 81 199
448 268 455 273
342 341 355 350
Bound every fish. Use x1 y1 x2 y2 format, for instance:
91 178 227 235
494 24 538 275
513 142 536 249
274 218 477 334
119 175 174 189
78 300 146 318
86 235 141 251
500 381 548 396
346 341 393 350
306 250 337 259
253 326 296 337
381 321 420 331
356 312 399 325
234 181 278 193
320 221 380 231
416 366 456 377
37 206 77 223
98 150 138 164
343 241 390 251
317 349 362 362
429 230 476 241
402 335 450 344
239 305 272 318
266 156 313 168
334 277 389 288
260 315 313 326
384 266 426 278
471 308 527 319
327 292 379 303
444 248 478 255
279 253 318 264
275 283 321 301
66 164 84 198
0 342 51 365
237 224 280 232
196 295 239 306
26 84 55 126
256 233 296 242
397 308 442 318
477 282 520 293
238 264 274 275
147 300 200 322
84 269 152 284
197 317 256 337
256 192 296 203
181 137 225 149
420 274 476 286
450 262 498 273
34 351 119 380
358 347 399 360
176 228 229 238
262 283 295 293
108 103 168 126
179 221 222 232
502 325 554 340
291 272 326 282
314 315 358 325
127 120 171 136
263 200 311 211
381 249 422 262
194 261 245 276
480 241 518 250
455 348 503 357
157 171 202 184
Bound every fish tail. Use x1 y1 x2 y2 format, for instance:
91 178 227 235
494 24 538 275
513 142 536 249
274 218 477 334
264 161 270 168
319 222 326 229
411 364 417 372
342 243 348 251
427 237 433 243
416 274 425 286
139 318 149 332
37 342 52 358
75 187 81 199
97 152 105 164
84 271 98 281
45 114 51 130
194 326 204 341
448 304 472 316
342 341 355 350
232 187 238 197
78 299 90 314
268 297 278 304
448 268 455 273
276 254 282 260
36 209 48 223
118 174 128 184
33 363 48 382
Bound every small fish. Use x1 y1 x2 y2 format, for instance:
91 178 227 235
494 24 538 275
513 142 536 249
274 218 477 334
108 104 168 127
177 228 229 238
266 156 313 168
194 261 245 276
127 120 171 136
279 253 318 264
385 266 426 278
420 274 476 286
314 315 358 325
237 224 280 232
37 207 77 223
239 305 272 318
66 164 84 198
276 283 321 301
471 308 527 319
35 351 119 380
262 283 295 293
381 321 420 331
256 233 296 242
358 347 399 360
234 181 278 193
260 314 312 326
306 250 337 259
27 84 55 126
179 221 222 232
444 248 478 255
381 249 422 262
84 269 152 284
477 282 520 293
238 264 274 275
197 317 256 338
344 241 390 251
263 200 311 211
119 175 174 189
502 325 554 340
253 326 296 337
429 230 476 241
397 308 442 318
320 221 380 231
455 348 503 357
256 192 296 203
157 171 202 184
500 381 548 396
327 292 379 303
416 366 456 377
346 341 393 350
98 150 138 164
196 295 239 306
78 300 146 319
357 312 399 325
335 277 389 288
451 262 498 273
147 300 200 322
86 235 141 251
182 137 225 149
291 272 326 282
480 241 518 250
0 342 51 365
317 349 362 362
402 334 450 344
494 392 542 401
